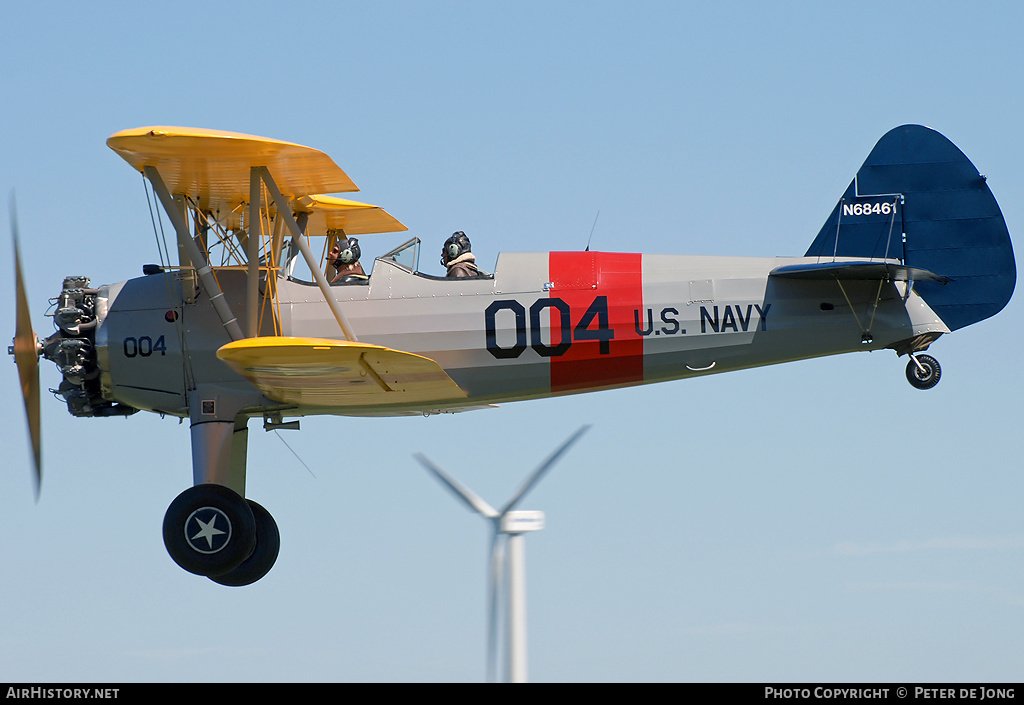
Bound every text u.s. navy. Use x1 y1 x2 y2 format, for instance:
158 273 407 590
635 303 771 336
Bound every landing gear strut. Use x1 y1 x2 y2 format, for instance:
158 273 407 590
165 390 283 585
906 353 941 390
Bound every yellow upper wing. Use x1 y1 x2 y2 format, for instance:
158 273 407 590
294 195 408 237
205 194 408 237
107 126 358 209
108 126 407 236
217 337 466 408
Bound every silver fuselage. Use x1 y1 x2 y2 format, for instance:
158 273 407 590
92 251 949 419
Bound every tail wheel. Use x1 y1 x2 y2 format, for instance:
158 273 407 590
906 354 941 390
163 484 256 577
209 499 280 587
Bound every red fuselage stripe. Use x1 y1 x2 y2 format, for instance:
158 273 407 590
548 252 644 393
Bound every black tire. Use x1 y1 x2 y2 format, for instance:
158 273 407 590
906 354 941 390
209 499 281 587
163 484 256 577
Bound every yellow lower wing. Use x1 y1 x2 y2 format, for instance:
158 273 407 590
217 337 466 407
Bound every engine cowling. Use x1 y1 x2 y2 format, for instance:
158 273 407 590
43 276 137 418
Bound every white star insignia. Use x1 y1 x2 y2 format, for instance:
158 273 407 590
191 513 226 549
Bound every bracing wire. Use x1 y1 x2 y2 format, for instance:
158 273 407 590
274 430 316 479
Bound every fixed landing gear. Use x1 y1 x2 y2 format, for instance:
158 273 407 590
172 388 282 585
906 353 941 390
163 484 279 585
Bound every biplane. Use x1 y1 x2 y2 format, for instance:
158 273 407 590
11 125 1015 585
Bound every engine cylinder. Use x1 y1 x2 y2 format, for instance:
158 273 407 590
43 277 136 418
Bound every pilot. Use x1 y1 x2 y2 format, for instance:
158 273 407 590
441 231 482 277
329 237 365 282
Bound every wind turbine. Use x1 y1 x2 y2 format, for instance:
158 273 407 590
414 425 590 683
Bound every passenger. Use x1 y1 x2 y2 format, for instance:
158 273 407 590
441 231 482 277
328 238 365 282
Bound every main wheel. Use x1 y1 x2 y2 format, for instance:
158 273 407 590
209 499 280 587
163 484 256 577
906 354 941 390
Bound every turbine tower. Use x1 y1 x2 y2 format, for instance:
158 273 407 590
414 425 590 683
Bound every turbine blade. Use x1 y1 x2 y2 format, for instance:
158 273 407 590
414 453 499 518
11 196 41 499
501 425 590 514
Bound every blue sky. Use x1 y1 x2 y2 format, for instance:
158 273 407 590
1 0 1022 682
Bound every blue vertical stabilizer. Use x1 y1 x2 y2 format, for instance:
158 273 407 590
805 125 1015 331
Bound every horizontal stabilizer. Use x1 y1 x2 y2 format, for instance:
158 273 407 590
771 260 948 283
217 337 467 408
